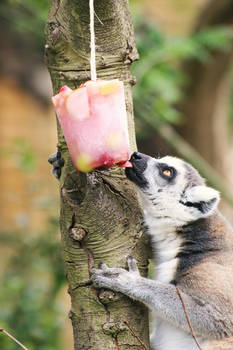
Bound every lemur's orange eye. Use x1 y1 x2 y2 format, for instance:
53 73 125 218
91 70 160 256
163 169 171 177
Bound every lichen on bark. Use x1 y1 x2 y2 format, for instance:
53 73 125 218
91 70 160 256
45 0 150 349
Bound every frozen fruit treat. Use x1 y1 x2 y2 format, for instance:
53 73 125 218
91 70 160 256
52 80 132 172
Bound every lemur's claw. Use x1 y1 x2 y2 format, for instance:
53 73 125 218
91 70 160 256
91 258 141 292
48 151 64 179
127 256 139 274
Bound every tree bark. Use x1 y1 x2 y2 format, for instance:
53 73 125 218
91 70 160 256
45 1 150 349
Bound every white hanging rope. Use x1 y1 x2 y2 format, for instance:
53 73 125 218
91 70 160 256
89 0 97 81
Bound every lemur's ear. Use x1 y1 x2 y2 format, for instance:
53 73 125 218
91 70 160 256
180 186 220 216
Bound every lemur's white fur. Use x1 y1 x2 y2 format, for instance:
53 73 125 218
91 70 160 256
91 153 233 350
140 156 219 226
151 321 206 350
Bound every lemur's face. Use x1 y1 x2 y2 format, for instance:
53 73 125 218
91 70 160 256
126 152 219 224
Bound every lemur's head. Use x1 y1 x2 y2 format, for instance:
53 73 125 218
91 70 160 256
126 152 220 225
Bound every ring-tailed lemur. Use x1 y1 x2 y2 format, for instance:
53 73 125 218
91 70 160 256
91 152 233 350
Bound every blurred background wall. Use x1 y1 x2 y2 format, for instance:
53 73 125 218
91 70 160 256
0 0 232 349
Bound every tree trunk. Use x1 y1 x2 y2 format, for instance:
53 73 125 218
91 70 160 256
45 1 150 349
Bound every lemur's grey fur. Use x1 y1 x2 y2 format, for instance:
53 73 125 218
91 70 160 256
91 152 233 350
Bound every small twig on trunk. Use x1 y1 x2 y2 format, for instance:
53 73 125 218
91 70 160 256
176 287 203 350
0 328 29 350
124 321 149 350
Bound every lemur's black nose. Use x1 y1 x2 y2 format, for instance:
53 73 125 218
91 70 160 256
129 152 149 172
131 152 146 161
126 152 149 187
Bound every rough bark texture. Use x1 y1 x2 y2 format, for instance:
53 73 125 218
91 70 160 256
45 1 150 349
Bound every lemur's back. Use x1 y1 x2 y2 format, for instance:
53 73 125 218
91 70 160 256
176 214 233 349
205 337 233 350
148 211 233 350
175 212 233 286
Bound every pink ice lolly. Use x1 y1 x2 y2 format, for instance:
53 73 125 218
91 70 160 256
52 80 131 172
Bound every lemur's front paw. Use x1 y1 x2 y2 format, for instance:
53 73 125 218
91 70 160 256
91 257 140 293
48 151 64 179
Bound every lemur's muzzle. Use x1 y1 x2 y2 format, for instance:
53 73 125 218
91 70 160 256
125 152 149 188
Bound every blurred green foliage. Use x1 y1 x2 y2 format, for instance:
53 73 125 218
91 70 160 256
0 0 48 51
132 18 233 139
1 138 37 173
230 70 233 133
0 128 64 348
12 138 37 173
0 218 66 350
